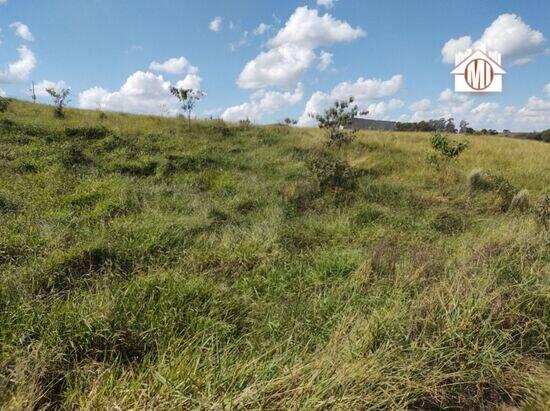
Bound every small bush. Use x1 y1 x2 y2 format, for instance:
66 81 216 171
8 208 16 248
533 193 550 230
0 193 17 213
0 96 10 112
428 133 468 194
431 210 466 234
467 169 518 212
467 168 492 192
305 150 357 191
60 146 91 168
65 125 109 140
509 189 530 212
313 97 363 147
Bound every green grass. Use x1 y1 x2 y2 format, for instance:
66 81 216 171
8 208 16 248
1 100 549 409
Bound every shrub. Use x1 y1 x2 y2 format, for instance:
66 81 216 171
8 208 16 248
0 192 17 213
427 133 468 193
509 189 530 212
65 125 109 140
431 210 466 234
313 97 366 147
60 146 91 168
467 168 492 192
0 96 10 113
305 150 357 191
46 88 71 119
533 193 550 231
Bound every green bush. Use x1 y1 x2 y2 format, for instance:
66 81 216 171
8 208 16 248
305 150 357 191
60 146 92 168
431 210 466 234
65 125 109 139
0 96 10 113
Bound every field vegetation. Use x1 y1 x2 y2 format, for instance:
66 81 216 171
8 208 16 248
0 100 549 409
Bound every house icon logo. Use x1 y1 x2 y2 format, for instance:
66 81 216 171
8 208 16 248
451 45 505 93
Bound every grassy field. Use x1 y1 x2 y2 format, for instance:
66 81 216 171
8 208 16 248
1 100 549 409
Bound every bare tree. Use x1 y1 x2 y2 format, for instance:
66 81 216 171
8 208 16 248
170 87 205 127
29 81 37 103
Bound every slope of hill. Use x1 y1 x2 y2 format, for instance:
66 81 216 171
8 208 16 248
1 101 549 409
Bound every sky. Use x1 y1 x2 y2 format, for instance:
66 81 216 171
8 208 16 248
0 0 549 131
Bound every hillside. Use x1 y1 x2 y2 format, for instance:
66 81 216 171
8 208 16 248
1 100 549 409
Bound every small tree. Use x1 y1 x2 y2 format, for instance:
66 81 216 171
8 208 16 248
284 117 298 126
427 133 468 193
170 87 205 127
312 97 367 147
46 88 71 118
0 96 10 113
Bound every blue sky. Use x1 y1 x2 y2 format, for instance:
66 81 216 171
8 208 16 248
1 0 549 130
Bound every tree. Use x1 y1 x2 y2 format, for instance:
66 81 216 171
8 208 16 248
170 87 205 127
427 133 468 194
46 88 71 118
312 97 366 147
284 117 298 126
0 96 10 113
459 120 469 134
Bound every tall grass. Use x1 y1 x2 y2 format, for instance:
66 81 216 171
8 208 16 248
0 100 549 409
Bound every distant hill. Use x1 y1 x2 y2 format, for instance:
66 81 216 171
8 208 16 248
350 117 397 131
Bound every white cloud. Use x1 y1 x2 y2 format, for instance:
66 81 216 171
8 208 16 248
441 36 472 64
409 98 431 112
79 71 188 115
30 80 68 98
0 88 6 97
331 74 403 101
254 23 271 36
544 83 550 97
0 45 36 83
238 6 364 89
149 56 198 75
10 22 34 41
269 6 364 50
298 74 404 126
237 44 316 89
221 83 303 122
0 0 7 4
317 50 333 71
317 0 338 8
209 16 223 33
442 14 545 65
175 74 203 90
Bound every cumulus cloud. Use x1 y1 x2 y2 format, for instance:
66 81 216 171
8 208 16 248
409 98 431 112
237 44 315 89
298 74 403 126
0 45 36 83
317 51 333 71
149 56 198 75
254 23 271 36
30 80 68 98
0 88 6 97
317 0 338 8
238 6 364 89
268 6 364 50
221 83 303 122
442 14 546 65
175 74 203 90
544 83 550 97
10 22 34 41
79 71 192 115
209 16 223 32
